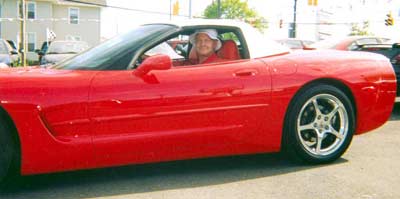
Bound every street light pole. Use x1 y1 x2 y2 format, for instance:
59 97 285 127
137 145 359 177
189 0 192 19
169 0 172 20
19 0 27 67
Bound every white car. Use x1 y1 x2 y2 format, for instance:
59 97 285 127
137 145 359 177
40 40 89 65
0 39 19 67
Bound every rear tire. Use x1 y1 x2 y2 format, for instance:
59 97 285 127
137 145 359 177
283 84 355 164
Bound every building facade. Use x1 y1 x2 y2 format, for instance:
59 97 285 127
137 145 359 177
0 0 104 61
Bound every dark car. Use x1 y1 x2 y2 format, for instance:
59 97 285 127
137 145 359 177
355 43 400 96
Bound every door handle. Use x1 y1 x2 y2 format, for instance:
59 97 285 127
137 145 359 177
200 86 244 95
234 69 258 77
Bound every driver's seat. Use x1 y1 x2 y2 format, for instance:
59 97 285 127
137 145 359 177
217 40 241 60
187 39 241 63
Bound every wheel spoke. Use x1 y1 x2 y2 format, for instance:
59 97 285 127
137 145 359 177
326 104 340 121
316 134 323 154
312 99 322 116
298 123 315 131
328 127 344 140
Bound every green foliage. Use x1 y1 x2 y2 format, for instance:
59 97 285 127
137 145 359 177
220 32 239 42
203 0 268 32
349 21 373 36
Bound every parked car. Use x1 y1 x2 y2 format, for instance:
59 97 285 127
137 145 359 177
0 20 396 188
39 40 89 65
0 39 19 67
310 36 391 51
354 43 400 96
6 40 20 64
276 38 315 50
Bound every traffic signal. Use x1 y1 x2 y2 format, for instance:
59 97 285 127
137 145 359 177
308 0 318 6
279 19 283 28
172 1 179 16
385 13 394 26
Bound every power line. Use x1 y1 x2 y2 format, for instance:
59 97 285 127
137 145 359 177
62 0 195 18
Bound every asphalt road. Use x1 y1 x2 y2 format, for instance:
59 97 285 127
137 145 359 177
2 103 400 199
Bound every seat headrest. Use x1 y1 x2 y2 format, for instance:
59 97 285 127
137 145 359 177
217 40 241 60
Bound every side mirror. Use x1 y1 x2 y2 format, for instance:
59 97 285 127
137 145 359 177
10 50 18 55
133 54 172 76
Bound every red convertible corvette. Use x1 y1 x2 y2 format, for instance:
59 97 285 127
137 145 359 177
0 20 396 186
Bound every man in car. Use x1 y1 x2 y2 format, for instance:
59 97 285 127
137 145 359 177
188 29 226 64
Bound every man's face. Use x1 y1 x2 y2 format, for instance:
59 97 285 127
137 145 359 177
195 33 217 57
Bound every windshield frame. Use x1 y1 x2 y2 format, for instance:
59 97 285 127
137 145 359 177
53 24 179 70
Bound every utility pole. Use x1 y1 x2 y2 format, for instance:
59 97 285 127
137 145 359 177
19 0 27 67
291 0 297 38
189 0 192 19
217 0 221 19
169 0 172 20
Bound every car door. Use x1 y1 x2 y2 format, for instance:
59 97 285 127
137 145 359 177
89 59 272 167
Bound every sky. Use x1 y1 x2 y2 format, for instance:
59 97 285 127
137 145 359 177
101 0 213 39
101 0 400 41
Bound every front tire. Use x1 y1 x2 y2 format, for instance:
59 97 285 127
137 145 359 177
283 84 355 164
0 121 18 189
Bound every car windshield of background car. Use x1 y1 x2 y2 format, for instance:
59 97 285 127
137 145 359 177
47 42 88 54
53 24 177 70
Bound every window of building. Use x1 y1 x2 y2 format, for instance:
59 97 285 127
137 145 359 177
27 2 36 19
16 1 36 19
69 7 79 24
66 35 82 41
27 32 36 52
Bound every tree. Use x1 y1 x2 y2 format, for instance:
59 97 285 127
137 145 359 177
203 0 268 32
349 21 373 36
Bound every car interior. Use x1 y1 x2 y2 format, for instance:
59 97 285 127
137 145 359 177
139 27 249 68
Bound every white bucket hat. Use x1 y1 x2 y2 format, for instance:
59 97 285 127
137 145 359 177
189 29 222 50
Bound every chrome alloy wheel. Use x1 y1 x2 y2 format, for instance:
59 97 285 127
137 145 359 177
296 94 349 157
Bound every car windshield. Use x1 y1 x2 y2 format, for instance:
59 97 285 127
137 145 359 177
145 42 183 60
53 24 178 70
47 41 88 54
